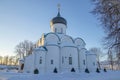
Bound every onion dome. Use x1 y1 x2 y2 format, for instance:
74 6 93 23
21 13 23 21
50 11 67 26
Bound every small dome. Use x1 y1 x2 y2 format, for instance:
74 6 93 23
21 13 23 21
50 12 67 26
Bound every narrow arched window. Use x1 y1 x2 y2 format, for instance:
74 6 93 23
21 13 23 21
55 28 57 32
40 57 42 64
69 57 72 65
83 60 85 65
51 60 53 64
62 56 64 64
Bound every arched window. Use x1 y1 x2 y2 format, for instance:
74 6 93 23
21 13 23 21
51 60 54 64
62 56 64 64
83 60 85 65
69 57 72 65
40 57 42 64
55 28 57 32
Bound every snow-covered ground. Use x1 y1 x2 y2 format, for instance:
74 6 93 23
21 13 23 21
0 70 120 80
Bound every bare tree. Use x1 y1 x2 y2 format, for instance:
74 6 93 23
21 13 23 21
8 56 19 66
15 40 34 59
108 48 114 70
92 0 120 69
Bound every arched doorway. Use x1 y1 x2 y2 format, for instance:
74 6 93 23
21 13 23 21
20 64 24 70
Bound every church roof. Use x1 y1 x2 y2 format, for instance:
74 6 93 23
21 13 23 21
39 46 48 51
50 11 67 26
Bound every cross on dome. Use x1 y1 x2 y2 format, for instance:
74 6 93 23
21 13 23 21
50 4 67 26
57 4 61 17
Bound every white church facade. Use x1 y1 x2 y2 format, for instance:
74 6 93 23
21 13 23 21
19 9 97 73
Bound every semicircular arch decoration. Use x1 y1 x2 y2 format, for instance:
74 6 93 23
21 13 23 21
45 33 60 45
74 38 86 47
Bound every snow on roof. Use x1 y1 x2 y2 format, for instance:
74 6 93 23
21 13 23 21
33 46 47 52
60 43 76 47
39 46 47 51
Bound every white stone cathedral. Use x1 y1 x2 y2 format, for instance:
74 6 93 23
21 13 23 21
19 8 97 73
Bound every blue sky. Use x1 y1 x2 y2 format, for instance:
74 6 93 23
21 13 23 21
0 0 105 56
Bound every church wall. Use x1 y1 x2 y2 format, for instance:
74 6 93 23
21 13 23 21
87 54 97 72
51 23 66 34
24 54 34 73
45 45 60 73
34 50 46 73
45 33 60 45
61 35 74 45
61 46 79 72
79 48 86 72
41 34 45 46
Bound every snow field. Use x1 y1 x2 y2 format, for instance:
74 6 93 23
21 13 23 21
0 70 120 80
